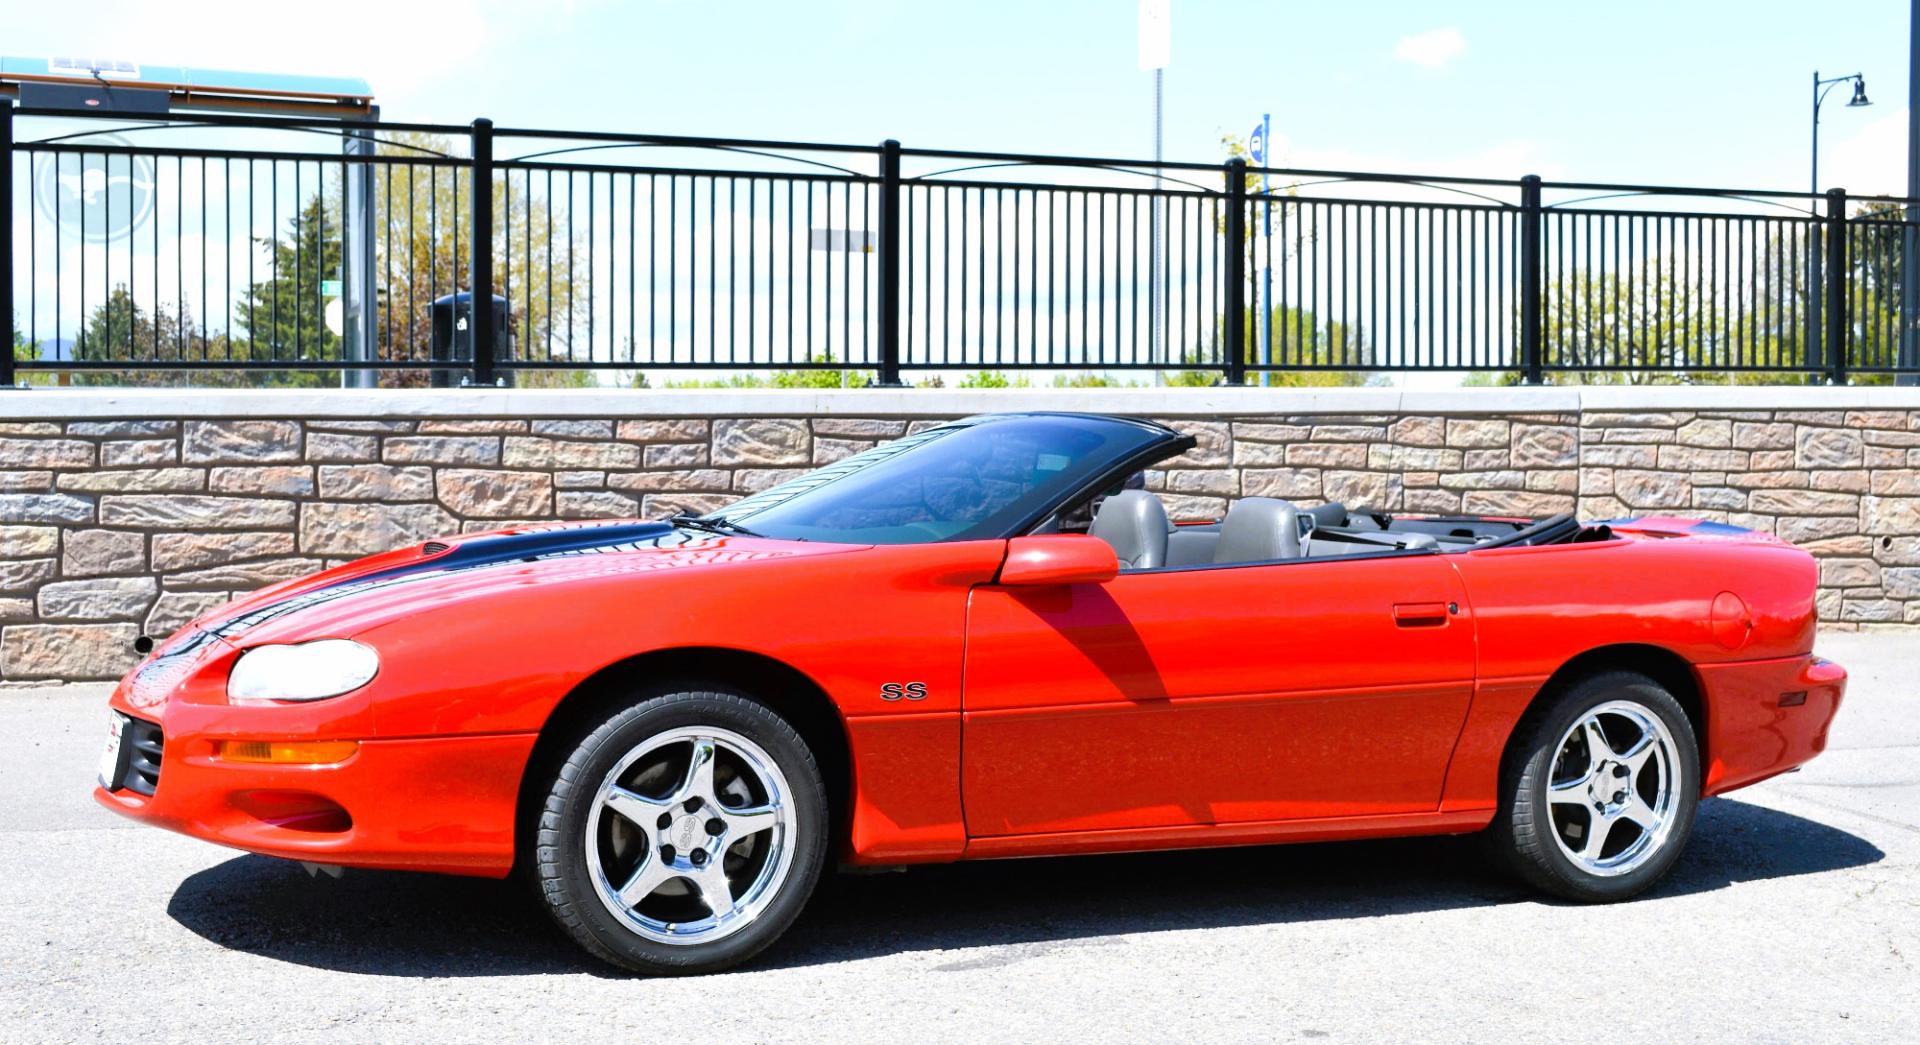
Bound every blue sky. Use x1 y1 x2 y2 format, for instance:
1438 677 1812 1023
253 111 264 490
10 0 1914 195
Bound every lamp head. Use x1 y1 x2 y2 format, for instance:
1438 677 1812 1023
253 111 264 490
1849 77 1871 107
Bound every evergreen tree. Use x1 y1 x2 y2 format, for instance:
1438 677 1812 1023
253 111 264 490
237 195 343 363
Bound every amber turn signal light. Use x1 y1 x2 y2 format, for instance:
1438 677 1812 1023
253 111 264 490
216 740 359 765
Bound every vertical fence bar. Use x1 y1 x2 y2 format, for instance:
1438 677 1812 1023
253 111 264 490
1223 158 1247 384
875 139 903 385
0 100 13 388
1519 174 1543 383
1825 187 1848 384
469 118 497 386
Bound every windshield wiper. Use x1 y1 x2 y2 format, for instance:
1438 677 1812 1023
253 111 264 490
669 512 766 538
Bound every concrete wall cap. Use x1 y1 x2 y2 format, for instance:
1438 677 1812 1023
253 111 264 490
6 384 1917 420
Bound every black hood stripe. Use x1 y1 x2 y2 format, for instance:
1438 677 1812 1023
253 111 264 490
129 521 701 700
342 521 678 590
213 522 692 640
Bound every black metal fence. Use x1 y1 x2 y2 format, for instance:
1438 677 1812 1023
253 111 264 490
5 105 1919 387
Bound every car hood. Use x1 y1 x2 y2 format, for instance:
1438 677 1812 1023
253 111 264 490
181 519 866 646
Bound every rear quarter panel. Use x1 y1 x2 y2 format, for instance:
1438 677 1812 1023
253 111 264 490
1440 534 1819 811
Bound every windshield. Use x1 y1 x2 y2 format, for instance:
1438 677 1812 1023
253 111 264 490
707 414 1177 544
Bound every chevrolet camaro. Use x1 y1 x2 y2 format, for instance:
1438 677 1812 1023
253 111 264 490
95 412 1846 974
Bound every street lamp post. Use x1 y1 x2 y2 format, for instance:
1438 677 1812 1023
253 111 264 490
1812 71 1871 199
1808 71 1870 378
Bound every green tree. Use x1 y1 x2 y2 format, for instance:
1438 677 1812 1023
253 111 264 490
1240 304 1376 387
1537 265 1727 384
66 286 253 387
237 194 343 368
212 133 597 388
1213 132 1371 387
958 369 1013 388
10 311 36 365
1488 205 1920 386
1845 202 1910 375
1464 241 1817 386
1051 372 1139 387
663 354 873 388
372 133 590 388
72 286 149 361
772 357 873 388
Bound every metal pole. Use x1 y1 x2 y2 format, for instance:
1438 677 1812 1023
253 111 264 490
1150 68 1164 381
469 118 497 387
1809 72 1823 375
1902 0 1920 384
1826 187 1849 384
1811 71 1822 201
0 99 13 389
875 139 903 387
342 105 378 389
1520 174 1544 384
1260 111 1272 386
1224 157 1247 385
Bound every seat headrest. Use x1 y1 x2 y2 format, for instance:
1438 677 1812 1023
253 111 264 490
1214 497 1304 564
1089 489 1172 570
1304 502 1348 529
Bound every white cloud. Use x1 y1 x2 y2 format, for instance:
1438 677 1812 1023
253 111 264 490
1393 28 1467 71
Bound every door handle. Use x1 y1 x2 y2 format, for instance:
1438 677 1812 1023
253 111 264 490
1392 602 1452 627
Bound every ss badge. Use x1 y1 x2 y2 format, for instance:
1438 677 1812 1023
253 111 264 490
880 682 928 702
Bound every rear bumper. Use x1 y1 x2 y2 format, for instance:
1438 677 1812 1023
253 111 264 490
94 714 536 877
1697 654 1846 797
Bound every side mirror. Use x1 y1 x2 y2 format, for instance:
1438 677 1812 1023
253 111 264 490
997 535 1119 586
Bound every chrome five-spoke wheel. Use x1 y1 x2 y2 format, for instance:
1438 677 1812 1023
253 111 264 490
536 689 827 975
586 727 797 944
1544 700 1680 877
1493 670 1700 902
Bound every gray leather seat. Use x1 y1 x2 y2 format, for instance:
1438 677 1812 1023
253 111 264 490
1213 497 1304 564
1165 526 1220 567
1089 489 1171 570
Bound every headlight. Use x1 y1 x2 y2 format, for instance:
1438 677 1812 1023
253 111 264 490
228 640 380 704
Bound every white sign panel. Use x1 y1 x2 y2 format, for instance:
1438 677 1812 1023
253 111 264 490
47 57 142 79
1138 0 1170 71
810 228 874 253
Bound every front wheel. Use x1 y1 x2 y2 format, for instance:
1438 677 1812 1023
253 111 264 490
534 689 828 974
1492 671 1700 902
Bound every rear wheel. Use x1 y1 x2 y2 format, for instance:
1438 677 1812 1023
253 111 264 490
534 689 828 974
1492 671 1699 901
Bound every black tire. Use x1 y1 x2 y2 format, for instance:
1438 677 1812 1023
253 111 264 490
1491 670 1700 902
534 688 828 975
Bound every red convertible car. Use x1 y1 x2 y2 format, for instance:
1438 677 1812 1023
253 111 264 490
96 412 1845 974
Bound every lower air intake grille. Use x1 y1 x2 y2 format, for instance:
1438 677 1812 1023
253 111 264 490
120 717 164 795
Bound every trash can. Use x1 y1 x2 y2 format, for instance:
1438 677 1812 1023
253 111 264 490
429 292 511 388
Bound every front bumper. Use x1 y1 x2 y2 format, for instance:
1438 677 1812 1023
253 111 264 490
1698 654 1847 796
94 698 536 877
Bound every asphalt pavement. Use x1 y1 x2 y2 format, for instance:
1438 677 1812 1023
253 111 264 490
2 632 1915 1043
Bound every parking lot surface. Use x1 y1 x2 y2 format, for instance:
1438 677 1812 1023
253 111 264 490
3 632 1915 1043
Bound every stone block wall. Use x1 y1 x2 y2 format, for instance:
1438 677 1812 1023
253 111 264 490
3 388 1918 681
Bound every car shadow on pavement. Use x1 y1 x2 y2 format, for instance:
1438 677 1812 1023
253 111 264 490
165 796 1881 977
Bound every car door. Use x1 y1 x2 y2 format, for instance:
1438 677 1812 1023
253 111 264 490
960 553 1476 837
